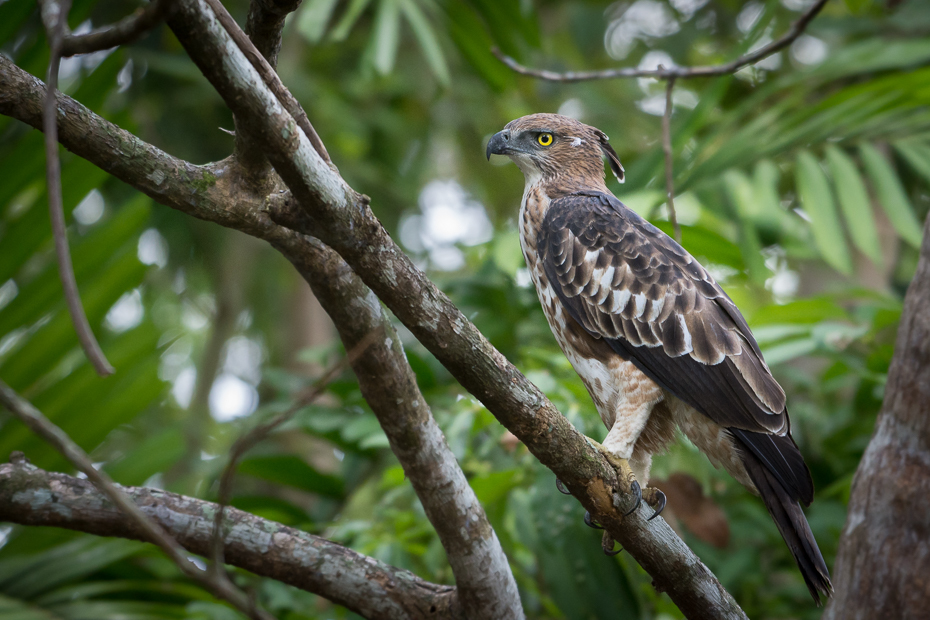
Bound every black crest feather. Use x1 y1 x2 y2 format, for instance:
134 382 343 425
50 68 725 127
594 129 624 183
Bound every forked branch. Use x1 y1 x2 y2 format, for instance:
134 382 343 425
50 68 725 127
492 0 830 82
60 0 174 56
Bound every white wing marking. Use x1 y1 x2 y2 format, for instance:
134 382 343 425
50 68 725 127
678 314 693 355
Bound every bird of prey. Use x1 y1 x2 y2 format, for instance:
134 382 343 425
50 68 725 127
486 113 832 603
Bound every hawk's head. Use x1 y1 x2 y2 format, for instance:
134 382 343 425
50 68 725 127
486 113 624 187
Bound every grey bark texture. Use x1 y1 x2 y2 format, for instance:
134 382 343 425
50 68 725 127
0 461 461 620
279 235 524 620
824 212 930 619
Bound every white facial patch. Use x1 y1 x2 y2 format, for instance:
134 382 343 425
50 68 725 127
570 137 584 147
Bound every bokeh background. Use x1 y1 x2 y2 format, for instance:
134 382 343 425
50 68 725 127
1 0 929 617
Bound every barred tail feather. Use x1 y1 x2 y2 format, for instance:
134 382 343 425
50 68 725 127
740 448 833 605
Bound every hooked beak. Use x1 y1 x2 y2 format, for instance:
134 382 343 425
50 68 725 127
486 130 512 161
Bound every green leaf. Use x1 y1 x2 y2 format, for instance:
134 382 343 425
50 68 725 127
761 338 819 366
238 455 344 498
893 139 930 186
751 297 848 325
470 469 520 506
528 471 641 618
860 142 923 249
330 0 373 41
0 594 61 620
751 323 812 345
737 217 770 285
795 151 853 275
843 0 871 13
723 169 759 220
296 0 341 43
368 0 401 75
442 0 510 91
826 146 882 266
398 0 450 86
0 538 144 599
752 159 784 233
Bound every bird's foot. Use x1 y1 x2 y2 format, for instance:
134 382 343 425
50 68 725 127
586 438 642 516
641 486 667 521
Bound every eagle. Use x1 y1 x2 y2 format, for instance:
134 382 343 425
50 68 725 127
486 113 832 604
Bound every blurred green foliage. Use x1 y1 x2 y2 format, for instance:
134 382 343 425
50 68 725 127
1 0 929 617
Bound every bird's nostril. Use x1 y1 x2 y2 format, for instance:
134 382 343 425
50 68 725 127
502 132 510 141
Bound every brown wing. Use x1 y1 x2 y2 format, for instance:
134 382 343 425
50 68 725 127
540 191 813 504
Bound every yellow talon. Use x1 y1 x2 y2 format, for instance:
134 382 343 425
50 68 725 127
585 437 642 515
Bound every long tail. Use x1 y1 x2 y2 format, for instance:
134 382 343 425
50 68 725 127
740 448 833 605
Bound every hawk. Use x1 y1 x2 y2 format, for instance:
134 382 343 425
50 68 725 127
486 113 832 603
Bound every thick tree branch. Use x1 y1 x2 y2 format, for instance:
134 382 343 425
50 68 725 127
59 0 174 56
245 0 302 67
0 461 462 620
0 380 272 620
824 212 930 619
270 212 524 620
210 4 520 614
0 55 522 620
492 0 830 81
204 0 330 171
161 2 747 617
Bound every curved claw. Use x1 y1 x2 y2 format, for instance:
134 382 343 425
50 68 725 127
624 479 642 516
601 531 623 555
555 478 572 495
647 489 667 521
584 511 604 530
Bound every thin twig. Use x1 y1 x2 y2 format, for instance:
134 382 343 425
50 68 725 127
209 329 380 572
60 0 174 56
661 74 680 243
201 0 332 166
492 0 830 82
0 379 275 620
39 0 115 377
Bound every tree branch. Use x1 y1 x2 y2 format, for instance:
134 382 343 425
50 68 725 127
210 332 375 573
0 54 523 620
0 460 462 620
38 0 114 377
204 0 330 169
491 0 830 81
0 380 272 620
269 209 525 620
245 0 302 68
59 0 174 56
200 6 521 613
161 2 747 617
661 74 680 243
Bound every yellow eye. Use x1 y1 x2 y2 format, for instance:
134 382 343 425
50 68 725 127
537 133 553 146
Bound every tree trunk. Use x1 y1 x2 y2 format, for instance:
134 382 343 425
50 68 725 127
825 211 930 619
